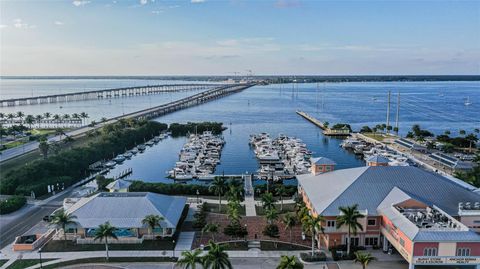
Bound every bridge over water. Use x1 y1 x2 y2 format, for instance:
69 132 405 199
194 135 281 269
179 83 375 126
0 83 218 107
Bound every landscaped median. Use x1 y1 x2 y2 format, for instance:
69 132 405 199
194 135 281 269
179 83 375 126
0 195 26 215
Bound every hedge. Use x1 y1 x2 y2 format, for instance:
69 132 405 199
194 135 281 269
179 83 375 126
0 196 27 215
129 181 214 196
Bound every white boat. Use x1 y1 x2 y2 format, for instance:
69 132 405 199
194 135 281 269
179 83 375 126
124 152 133 159
464 97 472 106
105 161 116 168
146 140 155 146
131 147 138 154
113 155 126 163
137 145 146 151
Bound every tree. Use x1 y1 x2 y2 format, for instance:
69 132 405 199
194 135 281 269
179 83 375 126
265 207 279 225
226 198 241 224
459 129 466 136
336 204 365 256
359 126 372 133
94 222 118 261
55 128 65 140
209 177 228 212
16 111 25 124
323 121 329 129
203 241 232 269
49 209 77 241
282 213 297 243
25 115 35 129
393 127 399 134
142 214 164 237
80 112 89 125
202 223 219 242
177 249 203 269
302 214 324 257
53 114 61 127
35 115 43 128
261 192 275 211
444 130 451 135
276 255 304 269
39 140 50 159
276 185 288 212
354 252 376 269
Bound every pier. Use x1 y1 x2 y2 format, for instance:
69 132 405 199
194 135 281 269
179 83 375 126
0 83 217 107
296 110 350 136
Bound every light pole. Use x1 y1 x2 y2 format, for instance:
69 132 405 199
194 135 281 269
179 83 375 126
172 240 176 258
38 247 43 269
196 189 200 204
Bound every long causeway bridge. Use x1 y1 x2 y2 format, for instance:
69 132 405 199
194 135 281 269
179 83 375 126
0 83 218 107
0 83 255 163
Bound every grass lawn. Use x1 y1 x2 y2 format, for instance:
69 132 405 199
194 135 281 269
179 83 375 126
42 257 176 269
30 129 58 136
1 140 26 151
41 239 176 252
255 203 296 215
362 133 387 142
6 259 55 269
0 260 8 267
204 202 246 216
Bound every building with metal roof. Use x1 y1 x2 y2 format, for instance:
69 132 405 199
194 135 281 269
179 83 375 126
366 155 390 166
297 166 480 269
106 179 132 192
64 192 187 244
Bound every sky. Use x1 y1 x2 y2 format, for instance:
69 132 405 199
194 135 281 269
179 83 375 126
0 0 479 76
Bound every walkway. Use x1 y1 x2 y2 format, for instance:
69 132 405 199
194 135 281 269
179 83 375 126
174 232 195 253
244 196 257 216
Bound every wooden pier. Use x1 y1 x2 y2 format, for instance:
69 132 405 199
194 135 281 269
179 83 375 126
0 83 217 107
296 110 326 130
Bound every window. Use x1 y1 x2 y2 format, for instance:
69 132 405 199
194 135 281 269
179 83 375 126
367 219 376 226
365 237 378 246
423 248 437 256
399 238 405 247
325 165 331 171
457 248 471 256
326 220 336 227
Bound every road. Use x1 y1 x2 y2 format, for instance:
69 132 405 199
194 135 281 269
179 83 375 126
0 188 75 249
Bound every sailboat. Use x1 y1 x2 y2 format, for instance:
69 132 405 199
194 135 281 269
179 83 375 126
464 97 472 106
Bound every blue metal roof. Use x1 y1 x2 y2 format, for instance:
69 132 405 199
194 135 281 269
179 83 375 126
318 166 480 216
311 157 336 165
414 231 480 242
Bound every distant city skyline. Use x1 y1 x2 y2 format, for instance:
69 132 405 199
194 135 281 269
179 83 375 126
0 0 479 76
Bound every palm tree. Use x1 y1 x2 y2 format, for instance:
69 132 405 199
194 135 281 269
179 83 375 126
203 241 232 269
276 185 288 212
261 192 275 211
0 113 4 122
226 199 241 224
35 115 43 128
142 214 164 237
80 112 89 125
265 207 279 225
16 111 24 124
302 213 325 257
276 255 304 269
39 140 50 159
202 223 219 242
177 249 203 269
354 251 376 269
94 222 118 261
336 204 365 256
24 115 35 129
53 114 61 127
209 177 228 212
282 213 297 243
49 209 77 241
459 129 466 136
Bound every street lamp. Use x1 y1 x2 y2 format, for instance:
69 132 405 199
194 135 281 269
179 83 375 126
196 189 200 204
172 240 176 258
38 247 43 269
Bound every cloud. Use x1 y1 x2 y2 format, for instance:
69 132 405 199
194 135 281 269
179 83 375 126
191 0 205 3
72 0 90 7
54 21 64 26
151 10 163 14
13 19 36 29
139 0 148 5
0 24 7 29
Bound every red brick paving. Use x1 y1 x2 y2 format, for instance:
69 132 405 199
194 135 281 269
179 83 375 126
192 213 310 248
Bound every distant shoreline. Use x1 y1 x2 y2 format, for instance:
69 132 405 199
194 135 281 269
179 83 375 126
1 75 479 82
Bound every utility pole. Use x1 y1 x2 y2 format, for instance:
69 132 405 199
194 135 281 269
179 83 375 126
386 91 391 134
395 92 400 134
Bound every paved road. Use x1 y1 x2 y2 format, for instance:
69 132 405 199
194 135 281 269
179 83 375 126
0 188 75 249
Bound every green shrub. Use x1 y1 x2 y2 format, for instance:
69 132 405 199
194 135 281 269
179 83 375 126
262 224 280 238
168 122 224 137
129 181 213 196
0 196 26 215
300 252 327 262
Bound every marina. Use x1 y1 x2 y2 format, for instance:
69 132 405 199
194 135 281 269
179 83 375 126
168 131 225 180
250 133 313 180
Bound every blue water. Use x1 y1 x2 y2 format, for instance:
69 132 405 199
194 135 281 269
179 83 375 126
1 79 478 184
104 81 479 184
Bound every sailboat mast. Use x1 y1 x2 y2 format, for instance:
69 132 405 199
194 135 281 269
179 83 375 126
386 91 391 134
395 92 400 134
